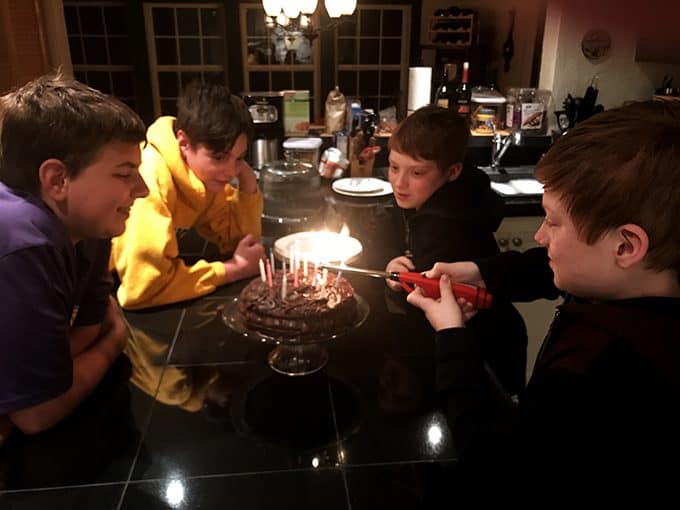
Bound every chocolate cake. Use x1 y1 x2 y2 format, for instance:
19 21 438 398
238 270 357 339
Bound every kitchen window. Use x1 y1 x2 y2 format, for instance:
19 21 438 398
143 2 227 116
63 1 138 111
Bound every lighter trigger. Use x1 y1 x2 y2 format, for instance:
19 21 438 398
400 281 415 293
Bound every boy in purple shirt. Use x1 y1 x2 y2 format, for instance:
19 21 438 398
0 75 148 437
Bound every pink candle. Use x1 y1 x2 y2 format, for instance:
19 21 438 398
258 259 266 283
265 259 273 288
281 272 287 300
293 251 299 287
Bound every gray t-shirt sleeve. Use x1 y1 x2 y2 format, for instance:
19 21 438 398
0 246 72 414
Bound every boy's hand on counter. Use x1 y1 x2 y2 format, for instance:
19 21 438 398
385 256 415 291
424 261 486 289
407 275 469 331
224 234 265 283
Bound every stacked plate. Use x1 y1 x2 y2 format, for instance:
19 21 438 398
331 177 393 197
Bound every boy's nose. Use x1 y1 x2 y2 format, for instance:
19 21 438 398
134 173 149 198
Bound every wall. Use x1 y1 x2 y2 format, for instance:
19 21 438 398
539 0 680 117
0 0 49 94
420 0 545 91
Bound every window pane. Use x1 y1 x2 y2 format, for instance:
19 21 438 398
177 8 199 36
293 72 313 92
246 8 267 36
337 14 357 36
380 71 400 96
338 71 357 96
249 72 269 91
201 8 220 36
83 37 108 65
337 38 356 65
104 7 127 35
153 7 175 36
359 39 379 65
179 38 201 65
158 72 179 97
161 99 177 116
361 97 378 113
204 72 225 85
382 10 402 37
271 71 292 91
360 10 380 37
108 37 130 65
88 71 110 94
202 38 224 65
112 72 135 97
381 39 401 65
359 71 379 96
64 6 79 34
69 37 84 65
180 72 202 89
79 6 103 35
74 70 87 83
155 38 178 65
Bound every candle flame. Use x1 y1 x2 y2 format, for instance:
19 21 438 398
339 224 350 236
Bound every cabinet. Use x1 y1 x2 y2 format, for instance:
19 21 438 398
428 14 476 47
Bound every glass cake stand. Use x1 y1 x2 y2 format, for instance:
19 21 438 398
222 294 369 376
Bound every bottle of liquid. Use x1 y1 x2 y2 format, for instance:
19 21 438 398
453 61 471 117
433 64 451 109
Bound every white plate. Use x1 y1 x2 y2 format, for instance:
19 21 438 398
332 178 393 197
490 179 543 197
274 231 363 264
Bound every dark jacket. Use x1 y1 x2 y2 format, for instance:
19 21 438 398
437 248 680 503
387 167 528 397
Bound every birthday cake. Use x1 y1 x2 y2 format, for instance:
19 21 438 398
238 269 358 339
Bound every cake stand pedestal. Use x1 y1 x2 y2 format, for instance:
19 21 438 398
222 295 369 376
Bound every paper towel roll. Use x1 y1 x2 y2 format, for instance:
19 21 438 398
407 67 432 115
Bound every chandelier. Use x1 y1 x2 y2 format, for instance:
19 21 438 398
262 0 357 38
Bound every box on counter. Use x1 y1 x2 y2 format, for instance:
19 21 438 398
282 90 310 136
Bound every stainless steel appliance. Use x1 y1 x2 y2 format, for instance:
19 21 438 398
242 92 284 170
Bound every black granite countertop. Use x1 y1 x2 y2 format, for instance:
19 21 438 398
0 193 458 509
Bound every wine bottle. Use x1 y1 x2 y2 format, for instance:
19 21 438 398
433 64 451 109
453 61 471 116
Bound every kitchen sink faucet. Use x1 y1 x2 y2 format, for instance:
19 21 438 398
486 120 521 173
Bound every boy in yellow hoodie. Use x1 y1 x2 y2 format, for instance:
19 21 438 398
112 82 265 309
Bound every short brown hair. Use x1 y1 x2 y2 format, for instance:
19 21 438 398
175 80 253 154
388 105 469 172
535 100 680 277
0 74 146 195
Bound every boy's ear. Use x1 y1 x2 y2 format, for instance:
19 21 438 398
176 129 192 153
38 159 69 202
614 224 649 269
446 162 463 182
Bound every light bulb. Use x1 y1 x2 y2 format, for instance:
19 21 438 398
282 0 301 18
299 0 318 15
324 0 343 18
262 0 282 17
276 11 289 26
340 0 356 16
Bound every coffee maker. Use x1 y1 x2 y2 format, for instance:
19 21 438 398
242 92 284 170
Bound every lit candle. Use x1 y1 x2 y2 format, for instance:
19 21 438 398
281 260 287 300
334 271 342 289
303 254 309 278
322 268 328 286
312 261 318 287
269 249 275 275
259 258 266 283
265 259 273 288
293 248 299 287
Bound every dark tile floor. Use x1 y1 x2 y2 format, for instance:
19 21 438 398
0 198 460 509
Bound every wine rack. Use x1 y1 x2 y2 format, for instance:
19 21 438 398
428 13 476 47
